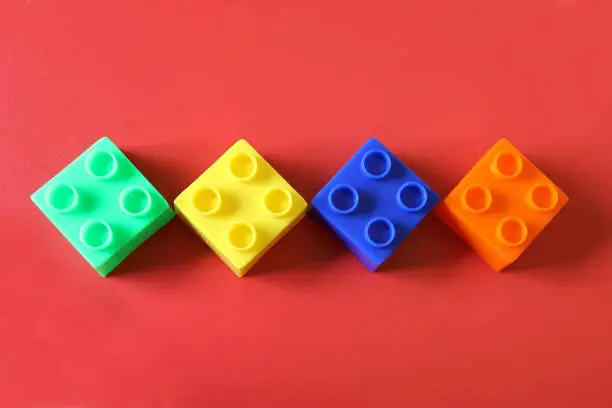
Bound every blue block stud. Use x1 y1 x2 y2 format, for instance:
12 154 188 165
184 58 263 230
310 138 440 271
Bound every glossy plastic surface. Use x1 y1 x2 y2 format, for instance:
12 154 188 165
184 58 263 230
31 137 175 276
174 139 308 277
311 138 439 271
436 138 569 271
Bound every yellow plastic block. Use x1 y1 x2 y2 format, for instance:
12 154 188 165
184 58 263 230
174 140 307 277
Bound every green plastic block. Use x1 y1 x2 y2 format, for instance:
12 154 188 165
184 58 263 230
31 137 174 276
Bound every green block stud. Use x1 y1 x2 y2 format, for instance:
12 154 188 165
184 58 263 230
31 137 174 276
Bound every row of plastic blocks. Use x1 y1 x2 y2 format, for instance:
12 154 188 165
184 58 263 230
32 136 568 277
31 137 175 276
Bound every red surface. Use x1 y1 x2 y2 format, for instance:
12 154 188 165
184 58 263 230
2 1 612 406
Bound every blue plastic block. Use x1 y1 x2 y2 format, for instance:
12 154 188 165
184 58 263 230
310 138 439 271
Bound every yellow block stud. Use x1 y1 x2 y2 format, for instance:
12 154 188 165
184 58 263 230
174 140 307 277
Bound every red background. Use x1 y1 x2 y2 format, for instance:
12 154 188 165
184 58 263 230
2 1 612 407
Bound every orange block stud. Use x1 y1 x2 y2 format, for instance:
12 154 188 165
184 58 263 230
436 138 568 271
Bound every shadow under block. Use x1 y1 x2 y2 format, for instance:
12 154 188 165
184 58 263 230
310 138 440 271
173 140 308 277
436 138 569 271
31 137 175 276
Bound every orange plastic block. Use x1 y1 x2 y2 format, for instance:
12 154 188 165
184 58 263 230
436 138 568 271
